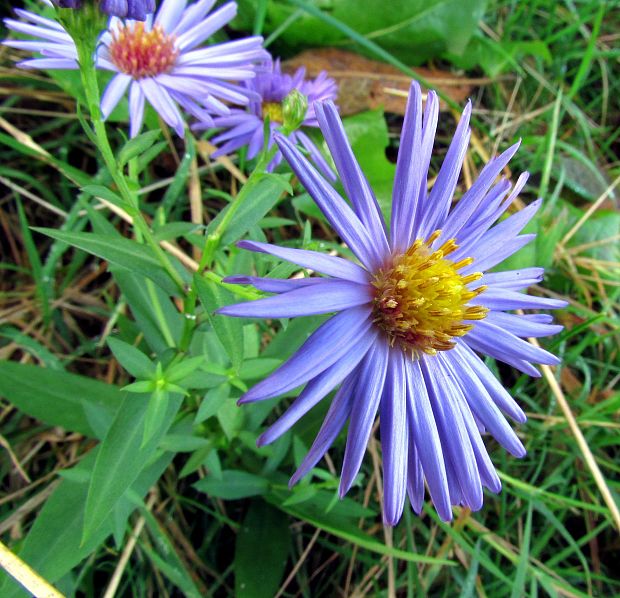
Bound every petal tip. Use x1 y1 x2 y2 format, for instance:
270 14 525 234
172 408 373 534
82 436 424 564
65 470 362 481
514 445 527 459
237 394 253 405
256 432 269 447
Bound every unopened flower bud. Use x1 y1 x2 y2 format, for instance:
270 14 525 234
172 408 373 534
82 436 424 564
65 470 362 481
282 89 308 134
100 0 156 20
51 0 155 21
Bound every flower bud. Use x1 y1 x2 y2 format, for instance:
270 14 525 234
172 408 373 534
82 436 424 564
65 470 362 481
51 0 155 21
281 89 308 134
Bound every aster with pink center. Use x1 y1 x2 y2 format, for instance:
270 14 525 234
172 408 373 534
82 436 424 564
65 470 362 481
3 0 270 137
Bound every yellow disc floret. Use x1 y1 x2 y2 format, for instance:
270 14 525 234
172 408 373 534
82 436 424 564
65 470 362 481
262 101 284 123
372 230 487 358
109 23 179 79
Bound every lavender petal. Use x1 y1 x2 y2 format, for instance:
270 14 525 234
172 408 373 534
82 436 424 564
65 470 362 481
289 374 356 487
239 307 373 403
391 81 424 252
418 102 472 238
217 280 371 318
380 350 408 526
485 311 564 339
258 331 375 446
236 239 370 284
275 133 383 271
405 360 452 521
441 352 526 457
421 357 483 511
315 101 389 252
339 340 390 496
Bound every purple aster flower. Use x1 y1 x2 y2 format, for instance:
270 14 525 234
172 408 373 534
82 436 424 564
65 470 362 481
217 82 567 525
51 0 156 21
197 59 337 179
3 1 270 137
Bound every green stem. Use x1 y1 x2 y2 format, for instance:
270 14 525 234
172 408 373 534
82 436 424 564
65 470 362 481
201 144 280 269
75 40 187 295
179 145 279 351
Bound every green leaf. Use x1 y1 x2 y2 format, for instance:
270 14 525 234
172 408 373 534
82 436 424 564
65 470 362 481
47 68 87 106
143 389 172 446
137 141 168 173
152 222 201 242
82 392 183 543
0 362 123 439
33 228 187 296
451 36 552 76
267 488 454 565
115 271 185 353
160 434 210 453
205 172 291 246
282 484 318 507
179 443 214 478
204 449 223 480
344 110 396 212
166 356 207 383
16 199 51 325
239 357 281 380
217 398 245 441
559 155 614 202
570 210 620 271
194 470 269 499
510 503 533 598
138 508 204 598
0 131 90 187
458 540 482 598
107 337 155 379
0 327 62 370
195 383 230 424
195 274 244 371
0 451 100 597
117 130 161 167
234 501 290 598
81 184 126 208
235 0 486 64
162 139 195 217
0 451 173 597
123 380 155 393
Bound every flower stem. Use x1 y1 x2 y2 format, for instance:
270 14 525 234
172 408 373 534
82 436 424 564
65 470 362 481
74 39 187 295
200 144 280 269
178 145 280 353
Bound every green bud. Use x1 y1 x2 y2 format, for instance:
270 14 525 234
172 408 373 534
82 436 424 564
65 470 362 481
55 1 107 57
281 89 309 134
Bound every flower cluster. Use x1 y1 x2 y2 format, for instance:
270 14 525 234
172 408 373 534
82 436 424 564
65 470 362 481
219 83 566 525
3 0 566 527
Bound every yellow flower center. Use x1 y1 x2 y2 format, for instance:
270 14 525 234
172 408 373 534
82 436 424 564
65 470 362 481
262 101 284 123
372 230 487 358
109 23 179 79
